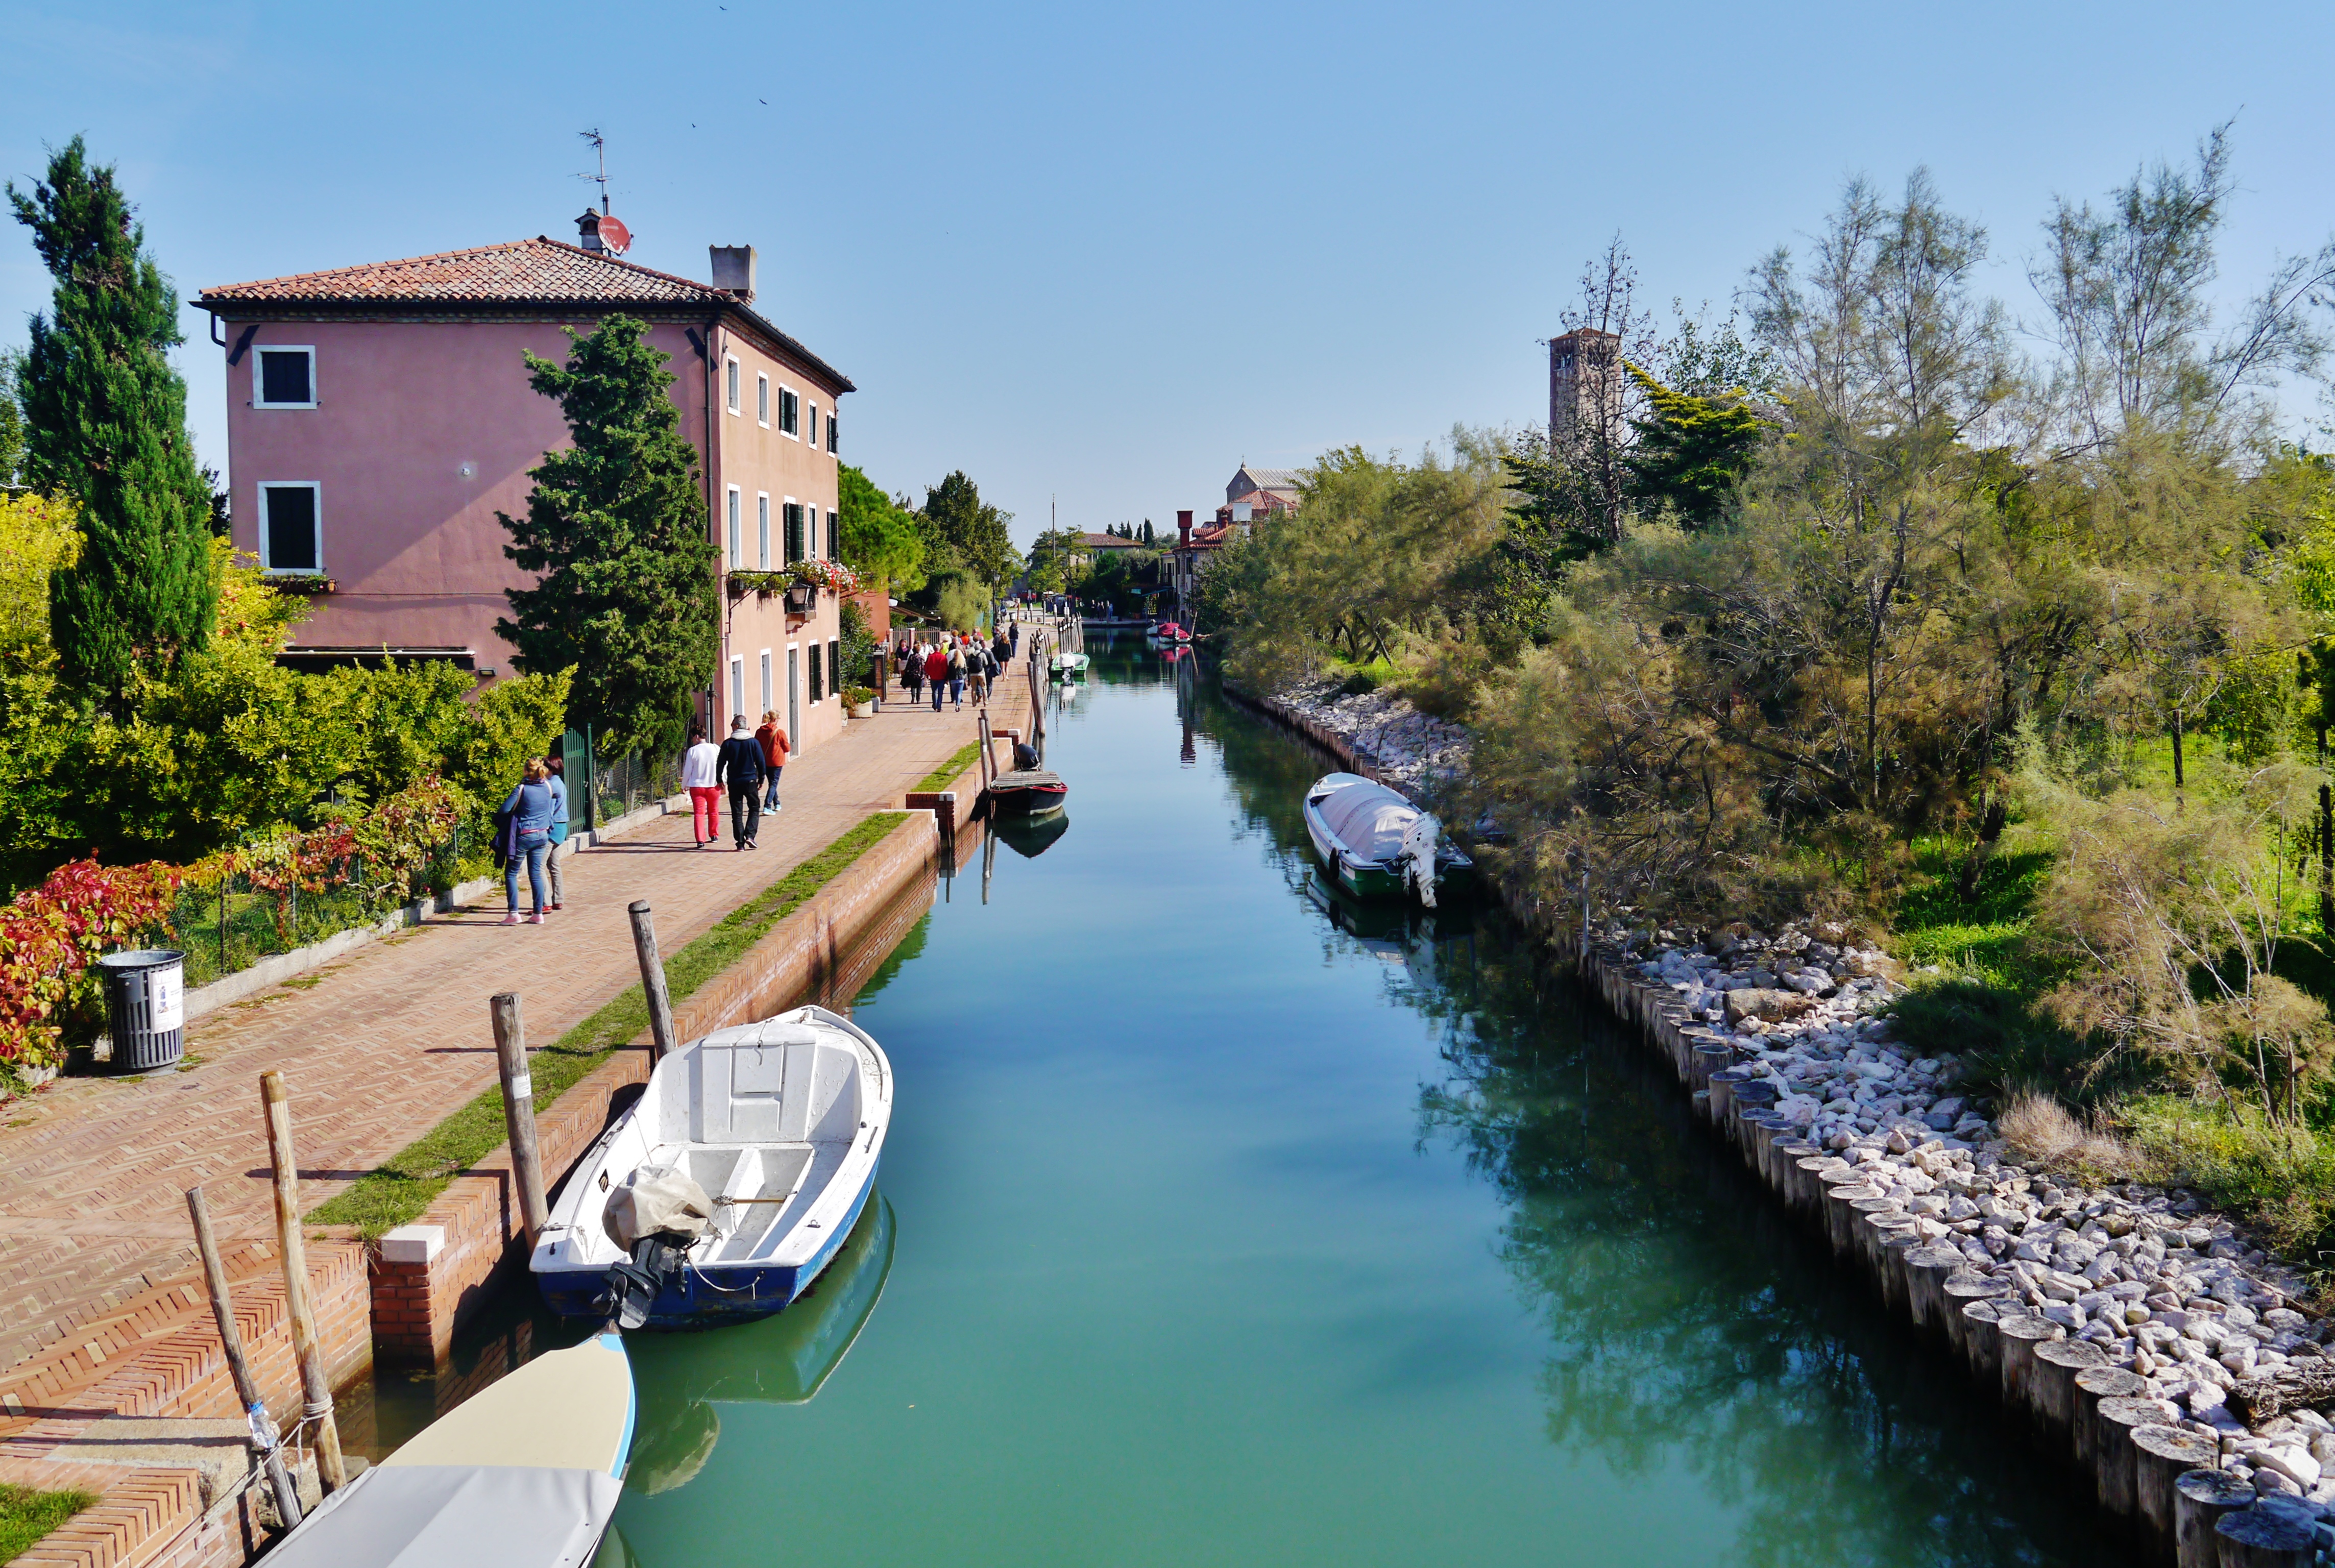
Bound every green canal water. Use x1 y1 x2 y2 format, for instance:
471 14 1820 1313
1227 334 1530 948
347 640 2117 1566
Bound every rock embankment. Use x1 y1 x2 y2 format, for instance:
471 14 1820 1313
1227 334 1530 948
1273 678 1468 797
1599 918 2335 1557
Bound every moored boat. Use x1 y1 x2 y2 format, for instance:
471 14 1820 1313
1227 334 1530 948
987 767 1068 816
265 1330 633 1568
1301 772 1474 907
531 1008 892 1328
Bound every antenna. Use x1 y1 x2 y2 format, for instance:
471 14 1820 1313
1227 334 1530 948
578 128 611 215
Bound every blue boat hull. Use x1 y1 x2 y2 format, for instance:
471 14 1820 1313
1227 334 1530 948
539 1160 879 1328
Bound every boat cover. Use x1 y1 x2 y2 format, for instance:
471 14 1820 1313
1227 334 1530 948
990 769 1064 790
262 1464 620 1568
604 1163 714 1250
1316 780 1417 864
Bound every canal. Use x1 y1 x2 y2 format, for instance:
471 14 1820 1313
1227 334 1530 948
345 637 2117 1566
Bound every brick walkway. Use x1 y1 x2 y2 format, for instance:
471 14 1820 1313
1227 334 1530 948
0 686 1021 1377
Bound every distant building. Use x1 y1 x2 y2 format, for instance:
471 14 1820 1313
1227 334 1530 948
1225 462 1302 521
196 220 859 753
1549 327 1622 447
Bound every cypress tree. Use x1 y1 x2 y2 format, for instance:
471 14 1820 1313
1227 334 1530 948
9 137 217 696
497 315 717 757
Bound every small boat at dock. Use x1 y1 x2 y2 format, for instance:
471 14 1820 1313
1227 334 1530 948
1301 772 1474 906
986 767 1069 816
531 1007 892 1329
265 1330 633 1568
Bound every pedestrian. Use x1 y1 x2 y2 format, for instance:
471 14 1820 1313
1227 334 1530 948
682 724 721 848
756 709 789 814
967 646 988 704
903 642 926 705
717 715 765 849
498 759 555 925
543 752 570 911
1009 622 1020 654
924 641 950 712
947 639 967 709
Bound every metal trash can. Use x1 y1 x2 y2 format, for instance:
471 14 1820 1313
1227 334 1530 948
98 949 186 1071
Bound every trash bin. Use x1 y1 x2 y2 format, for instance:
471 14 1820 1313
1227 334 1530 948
98 949 186 1071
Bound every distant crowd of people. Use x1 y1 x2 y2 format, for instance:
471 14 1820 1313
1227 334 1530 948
889 625 1017 714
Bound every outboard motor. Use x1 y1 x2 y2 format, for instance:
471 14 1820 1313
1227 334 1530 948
594 1163 714 1330
1400 814 1441 910
1012 739 1041 772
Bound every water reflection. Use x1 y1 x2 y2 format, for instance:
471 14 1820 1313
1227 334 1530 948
624 1194 895 1494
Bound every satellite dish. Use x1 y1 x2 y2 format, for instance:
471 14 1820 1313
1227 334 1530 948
598 213 632 255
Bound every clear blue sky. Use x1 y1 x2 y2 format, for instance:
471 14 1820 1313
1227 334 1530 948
4 0 2330 546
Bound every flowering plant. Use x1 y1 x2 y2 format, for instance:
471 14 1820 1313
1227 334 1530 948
786 558 860 595
0 858 180 1074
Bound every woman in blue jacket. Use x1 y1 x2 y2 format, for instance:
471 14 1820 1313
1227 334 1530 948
500 758 556 925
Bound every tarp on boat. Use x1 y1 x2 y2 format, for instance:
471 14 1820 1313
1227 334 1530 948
1314 779 1417 864
262 1464 621 1568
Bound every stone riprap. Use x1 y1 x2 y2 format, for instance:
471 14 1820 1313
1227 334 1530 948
1274 677 1469 796
1256 677 2335 1558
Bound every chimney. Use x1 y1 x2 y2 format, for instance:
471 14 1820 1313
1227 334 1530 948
709 246 756 301
576 210 604 253
1177 509 1193 547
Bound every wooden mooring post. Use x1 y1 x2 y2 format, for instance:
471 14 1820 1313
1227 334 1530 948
628 900 679 1059
490 992 551 1246
185 1185 305 1529
258 1070 346 1493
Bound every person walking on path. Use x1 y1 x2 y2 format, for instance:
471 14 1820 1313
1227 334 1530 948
498 760 556 925
543 752 570 911
1009 622 1020 654
947 639 967 709
966 643 988 705
717 715 766 849
924 642 949 712
756 710 789 814
682 725 721 848
903 642 926 706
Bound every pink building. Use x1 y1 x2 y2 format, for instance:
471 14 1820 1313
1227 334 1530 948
195 220 858 756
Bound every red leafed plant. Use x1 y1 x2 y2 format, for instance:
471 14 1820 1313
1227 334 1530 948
0 859 180 1076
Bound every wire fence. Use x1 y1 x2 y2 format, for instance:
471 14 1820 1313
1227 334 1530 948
171 826 464 989
583 744 682 829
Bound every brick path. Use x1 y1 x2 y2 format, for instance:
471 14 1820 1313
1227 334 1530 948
0 686 1021 1377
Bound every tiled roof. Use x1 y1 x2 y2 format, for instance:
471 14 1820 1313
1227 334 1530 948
1234 464 1305 494
200 237 729 307
1078 531 1143 548
198 237 855 391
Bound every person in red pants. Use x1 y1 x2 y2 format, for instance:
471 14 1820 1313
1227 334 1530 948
680 724 721 847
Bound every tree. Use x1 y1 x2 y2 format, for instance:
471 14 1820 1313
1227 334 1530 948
1023 526 1085 596
9 137 217 698
0 352 25 490
496 315 717 757
917 471 1020 595
837 463 926 591
1623 365 1768 528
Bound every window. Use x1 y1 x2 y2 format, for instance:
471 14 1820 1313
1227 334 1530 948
730 655 745 722
727 487 743 568
779 387 799 437
254 347 315 408
809 642 823 703
826 509 839 560
827 410 838 454
829 638 841 695
760 650 773 713
258 483 321 572
807 403 818 450
784 501 804 564
725 357 741 414
757 374 770 427
757 494 771 568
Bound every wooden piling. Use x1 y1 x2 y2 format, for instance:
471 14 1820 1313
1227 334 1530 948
2073 1365 2147 1507
1961 1297 2007 1387
1996 1312 2063 1426
2094 1396 2169 1518
185 1186 304 1529
490 992 551 1246
1903 1246 1963 1337
2030 1337 2107 1447
258 1071 346 1494
2131 1425 2218 1557
2173 1468 2255 1568
2215 1505 2316 1566
628 900 679 1059
1942 1272 2009 1363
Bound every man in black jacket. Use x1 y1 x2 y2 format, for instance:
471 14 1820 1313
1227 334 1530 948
715 715 766 849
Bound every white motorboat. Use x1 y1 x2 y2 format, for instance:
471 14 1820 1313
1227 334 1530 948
531 1007 892 1328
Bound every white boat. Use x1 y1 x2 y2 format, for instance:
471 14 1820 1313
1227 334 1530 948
265 1330 633 1568
531 1007 892 1328
1301 773 1475 908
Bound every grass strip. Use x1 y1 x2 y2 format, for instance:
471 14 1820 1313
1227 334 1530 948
912 742 984 794
310 812 911 1237
0 1483 98 1563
